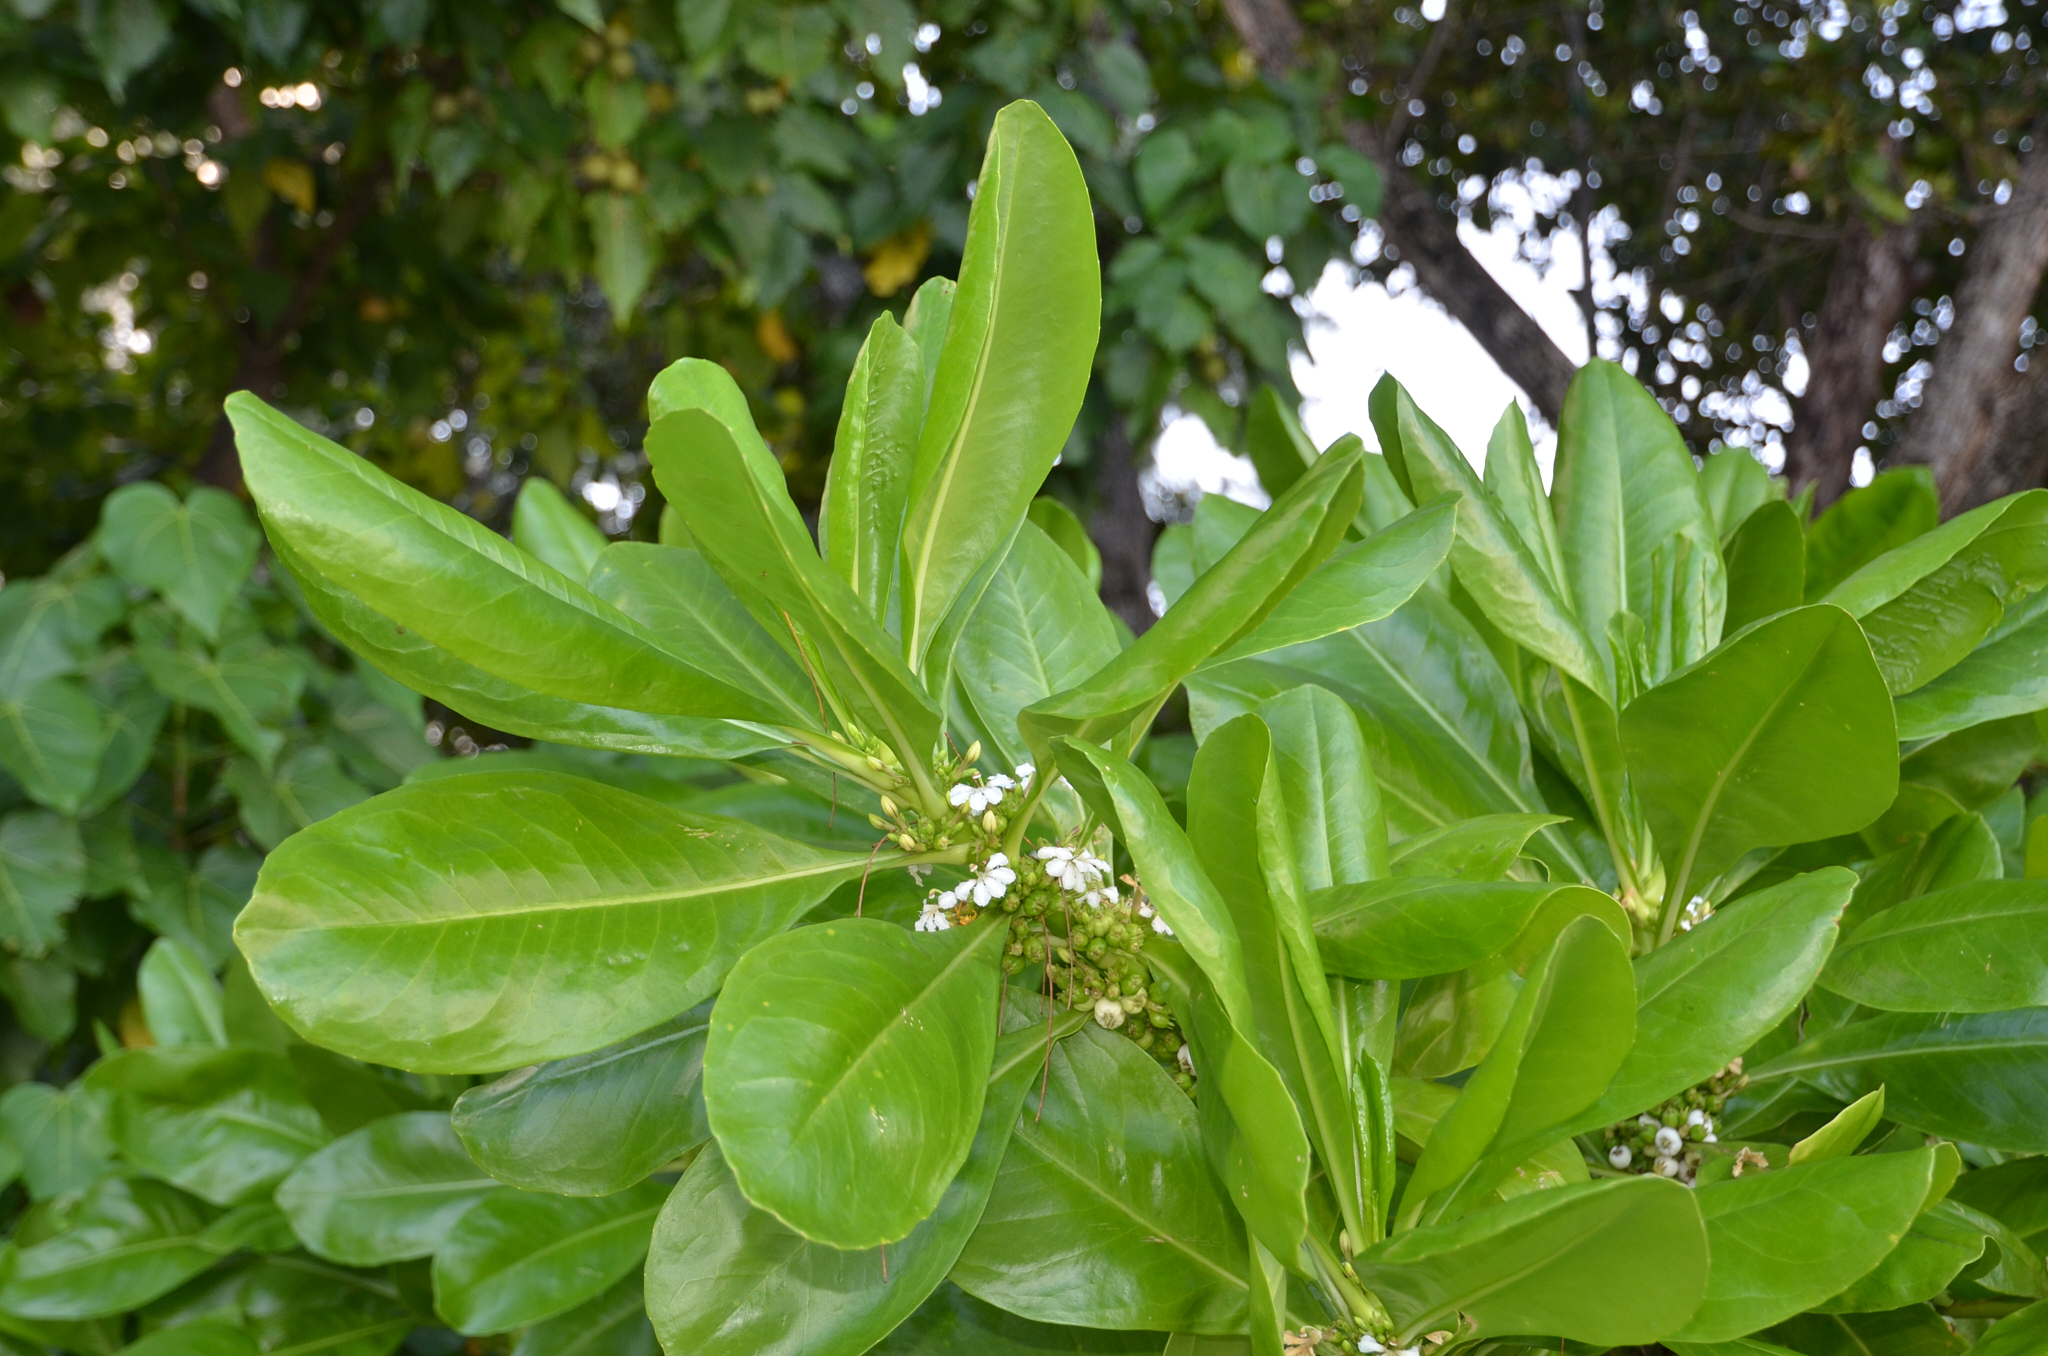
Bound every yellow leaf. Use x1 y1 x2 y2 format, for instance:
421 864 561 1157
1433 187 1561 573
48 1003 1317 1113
862 219 932 298
263 159 316 215
756 310 799 364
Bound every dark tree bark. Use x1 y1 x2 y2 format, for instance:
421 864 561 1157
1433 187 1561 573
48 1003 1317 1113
1893 121 2048 512
1090 418 1161 635
1966 354 2048 504
1782 221 1925 508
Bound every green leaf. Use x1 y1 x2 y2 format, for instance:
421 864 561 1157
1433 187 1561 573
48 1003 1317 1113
1804 466 1940 602
129 844 255 971
1747 1009 2048 1152
222 746 370 851
1242 386 1317 502
1699 448 1783 540
873 1283 1161 1355
1893 597 2048 740
452 1006 709 1198
1788 1087 1885 1163
511 478 606 581
644 373 942 765
586 542 819 728
1353 1177 1708 1346
431 1180 667 1335
1621 606 1896 914
821 314 924 621
702 917 1002 1249
1769 1306 1967 1356
274 1111 499 1265
1022 443 1362 760
1221 161 1308 239
238 770 866 1072
137 938 225 1048
648 1021 1050 1356
97 483 259 642
510 1275 659 1356
82 656 169 815
84 1047 328 1206
1823 880 2048 1013
78 0 173 97
136 631 301 769
1203 497 1455 665
1025 497 1103 593
586 193 656 323
0 1177 218 1320
899 101 1100 667
1388 813 1568 881
1551 359 1727 678
1374 376 1606 695
1312 878 1613 980
118 1319 261 1356
0 1082 114 1202
1668 1148 1938 1342
1483 401 1568 597
1256 684 1385 889
0 677 102 816
0 810 82 957
1970 1300 2048 1356
1572 868 1852 1130
1722 501 1807 633
230 393 781 725
1812 1199 2014 1313
953 1025 1250 1334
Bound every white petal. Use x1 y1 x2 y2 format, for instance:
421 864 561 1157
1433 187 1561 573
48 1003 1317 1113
949 784 972 806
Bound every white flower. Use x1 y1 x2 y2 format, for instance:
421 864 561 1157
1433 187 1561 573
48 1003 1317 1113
964 853 1016 905
1357 1339 1386 1355
1177 1043 1194 1074
986 772 1016 792
949 780 1005 814
1654 1155 1681 1178
914 892 955 933
1014 762 1035 786
1093 997 1126 1029
1638 1113 1660 1129
1685 1107 1707 1128
1705 1129 1719 1143
1079 881 1120 909
1654 1126 1684 1156
1138 900 1173 935
1609 1144 1633 1169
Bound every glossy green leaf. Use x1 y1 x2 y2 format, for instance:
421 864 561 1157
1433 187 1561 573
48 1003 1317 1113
954 1025 1250 1334
648 1020 1051 1356
1970 1300 2048 1356
1022 444 1362 760
1804 466 1940 602
1255 684 1384 889
898 101 1100 666
703 917 1001 1249
0 1082 114 1202
1770 1305 1966 1356
1483 401 1569 595
644 385 942 766
511 477 607 582
118 1319 262 1356
0 678 102 815
1312 878 1593 979
452 1006 710 1197
1024 497 1103 592
510 1275 659 1356
1243 386 1317 501
269 525 775 760
1203 497 1454 665
1669 1148 1938 1341
820 313 923 621
902 276 956 398
163 1253 414 1356
1898 715 2042 811
1747 1008 2048 1152
1621 606 1896 912
81 654 168 815
1388 813 1570 881
431 1180 667 1334
86 1046 327 1205
230 392 781 726
1824 880 2048 1013
585 542 818 727
221 746 370 851
1813 1199 2013 1313
274 1111 499 1265
134 628 302 769
0 1177 219 1320
98 483 259 642
1723 501 1806 633
1354 1177 1708 1346
237 770 867 1072
0 809 82 957
129 844 255 971
1699 449 1782 540
1391 958 1519 1079
1573 867 1853 1129
1788 1087 1885 1164
1401 915 1635 1224
1893 597 2048 741
1667 1337 1807 1356
954 521 1120 772
873 1283 1161 1355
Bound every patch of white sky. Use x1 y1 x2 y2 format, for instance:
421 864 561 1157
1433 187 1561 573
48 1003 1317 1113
1146 172 1809 512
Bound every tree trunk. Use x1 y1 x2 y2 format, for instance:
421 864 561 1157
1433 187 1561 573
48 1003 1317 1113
1782 222 1923 509
1090 418 1160 635
1960 348 2048 504
1893 123 2048 512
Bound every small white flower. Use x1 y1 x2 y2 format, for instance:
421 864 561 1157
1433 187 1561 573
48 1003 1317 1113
965 853 1016 905
1654 1155 1681 1178
1638 1113 1661 1129
1177 1043 1194 1074
948 780 1005 814
1685 1108 1707 1128
1357 1339 1386 1355
1655 1126 1684 1157
1079 882 1119 909
1138 900 1173 935
1705 1129 1719 1143
1609 1144 1633 1169
986 772 1016 792
1014 762 1035 786
1093 997 1126 1029
914 896 954 932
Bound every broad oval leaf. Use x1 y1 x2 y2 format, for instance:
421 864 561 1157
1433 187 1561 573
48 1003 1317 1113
702 917 1002 1249
431 1180 668 1335
899 100 1100 665
511 477 607 582
274 1111 499 1265
873 1283 1162 1355
1310 879 1602 980
1747 1008 2048 1152
1621 606 1896 910
98 482 259 641
1353 1176 1708 1347
0 679 103 817
0 1177 219 1320
821 313 923 621
237 770 867 1072
1803 465 1940 602
85 1046 328 1206
1894 596 2048 740
0 809 84 957
120 1319 262 1356
452 1006 711 1197
1388 813 1569 882
1970 1299 2048 1356
1668 1148 1938 1342
1257 684 1385 890
648 1022 1048 1356
1722 501 1806 634
1812 1199 2003 1314
1822 879 2048 1013
511 1275 659 1356
136 937 226 1048
229 393 779 724
952 1025 1250 1334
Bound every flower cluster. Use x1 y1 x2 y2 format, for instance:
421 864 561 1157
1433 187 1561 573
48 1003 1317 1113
914 852 1018 932
1601 1059 1747 1185
867 749 1033 859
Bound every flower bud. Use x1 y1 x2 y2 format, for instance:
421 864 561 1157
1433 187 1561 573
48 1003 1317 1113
880 796 899 819
897 833 917 851
963 741 981 766
868 814 889 831
1093 997 1126 1029
982 810 1000 835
